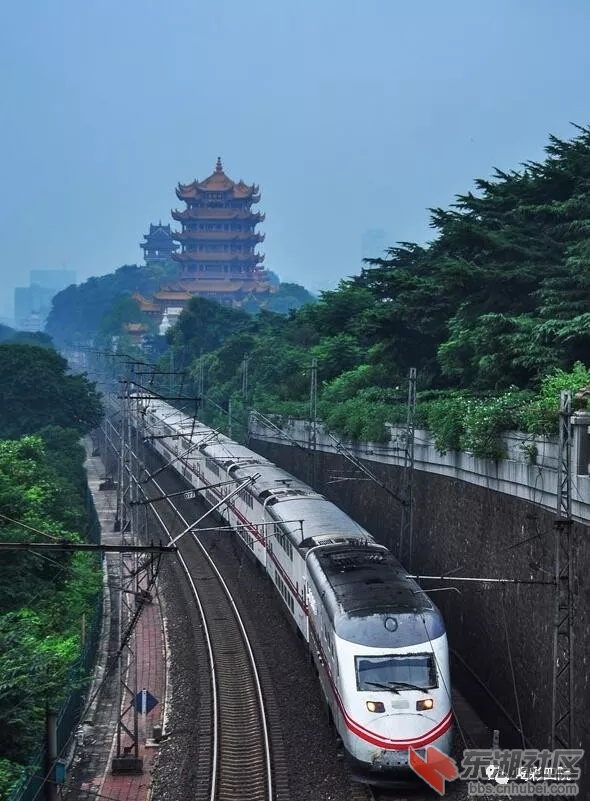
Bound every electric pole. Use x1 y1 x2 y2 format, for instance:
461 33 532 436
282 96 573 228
309 357 318 487
399 367 417 569
551 390 575 750
242 353 249 400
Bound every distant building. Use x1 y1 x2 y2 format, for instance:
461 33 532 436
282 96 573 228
361 228 388 261
14 269 77 331
140 222 177 263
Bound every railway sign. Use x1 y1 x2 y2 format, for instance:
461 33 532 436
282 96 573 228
183 490 196 500
135 688 158 715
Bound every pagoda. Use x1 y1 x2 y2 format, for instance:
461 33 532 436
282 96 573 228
168 158 270 304
140 222 177 263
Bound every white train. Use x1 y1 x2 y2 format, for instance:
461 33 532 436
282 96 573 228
136 397 453 783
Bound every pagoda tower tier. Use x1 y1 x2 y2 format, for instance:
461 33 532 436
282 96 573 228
171 158 268 285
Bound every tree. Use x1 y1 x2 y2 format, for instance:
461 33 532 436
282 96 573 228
98 294 145 340
166 296 251 372
0 344 103 439
263 282 315 314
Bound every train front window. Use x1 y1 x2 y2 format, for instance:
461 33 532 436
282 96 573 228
355 654 437 691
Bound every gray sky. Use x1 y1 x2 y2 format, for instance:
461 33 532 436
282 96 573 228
1 0 589 318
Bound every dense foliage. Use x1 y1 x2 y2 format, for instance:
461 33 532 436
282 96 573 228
355 125 590 389
0 345 104 798
0 434 102 797
0 323 53 348
0 344 103 439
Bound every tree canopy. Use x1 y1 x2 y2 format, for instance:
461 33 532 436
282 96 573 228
353 125 590 389
45 261 178 347
0 344 103 439
0 431 102 789
0 345 103 788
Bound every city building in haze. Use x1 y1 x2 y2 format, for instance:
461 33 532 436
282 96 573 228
14 269 76 331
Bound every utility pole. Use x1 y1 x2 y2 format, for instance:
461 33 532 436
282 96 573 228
242 354 249 400
114 383 125 532
113 376 142 772
399 367 417 569
309 357 318 487
551 390 575 750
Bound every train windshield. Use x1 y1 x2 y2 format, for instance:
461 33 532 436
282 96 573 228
355 653 437 691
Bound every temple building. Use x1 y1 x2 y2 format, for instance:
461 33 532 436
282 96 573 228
140 222 177 263
134 160 274 329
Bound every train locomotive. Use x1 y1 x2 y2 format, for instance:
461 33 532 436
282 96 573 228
136 396 453 783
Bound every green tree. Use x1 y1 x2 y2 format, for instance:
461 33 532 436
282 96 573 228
0 344 103 439
0 436 80 612
98 294 145 339
166 296 251 372
0 430 101 782
263 282 315 314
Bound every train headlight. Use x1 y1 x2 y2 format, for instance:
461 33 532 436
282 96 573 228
416 698 434 711
366 701 385 713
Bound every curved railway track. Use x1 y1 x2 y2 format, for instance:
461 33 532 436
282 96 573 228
139 466 275 801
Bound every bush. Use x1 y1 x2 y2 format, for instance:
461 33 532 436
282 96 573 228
460 391 531 459
425 395 471 453
521 362 590 435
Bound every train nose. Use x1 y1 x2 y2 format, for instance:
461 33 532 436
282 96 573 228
370 711 439 740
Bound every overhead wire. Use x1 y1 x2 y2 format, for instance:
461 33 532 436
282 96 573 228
501 585 526 750
0 510 63 540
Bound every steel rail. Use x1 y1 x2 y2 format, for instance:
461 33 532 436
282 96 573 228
134 479 220 801
141 467 273 801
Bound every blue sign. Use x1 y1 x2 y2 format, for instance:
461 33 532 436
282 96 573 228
135 688 159 715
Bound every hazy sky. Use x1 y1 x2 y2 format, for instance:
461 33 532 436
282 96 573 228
1 0 589 318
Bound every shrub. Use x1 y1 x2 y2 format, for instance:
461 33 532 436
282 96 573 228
460 391 531 459
425 395 471 453
521 362 590 435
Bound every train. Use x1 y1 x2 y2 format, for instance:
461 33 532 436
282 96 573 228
134 396 453 783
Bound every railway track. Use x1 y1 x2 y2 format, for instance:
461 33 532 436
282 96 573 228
140 468 277 801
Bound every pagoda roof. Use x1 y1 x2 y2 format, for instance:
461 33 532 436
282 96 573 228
154 289 194 301
148 222 172 234
133 292 159 312
171 207 265 222
173 230 265 242
172 251 265 263
167 279 271 294
176 158 260 201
